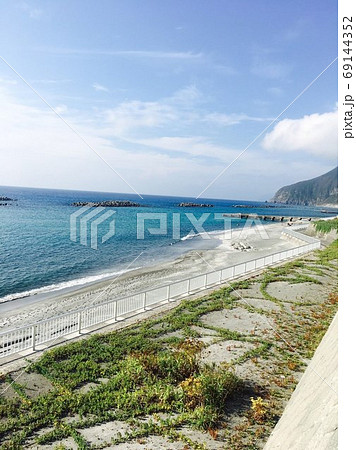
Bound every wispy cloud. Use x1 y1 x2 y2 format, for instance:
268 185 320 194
38 47 204 61
267 87 284 96
29 8 42 19
53 104 68 114
92 82 109 92
203 112 273 126
284 19 309 42
103 100 176 134
125 136 237 162
36 47 237 75
250 48 292 80
31 79 71 85
99 84 274 137
19 2 43 19
251 59 291 79
0 77 17 85
169 85 202 105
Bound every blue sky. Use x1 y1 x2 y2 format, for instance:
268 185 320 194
0 0 337 200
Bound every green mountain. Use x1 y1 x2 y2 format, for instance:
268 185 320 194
271 167 338 207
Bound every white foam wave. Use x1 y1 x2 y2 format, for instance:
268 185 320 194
180 232 197 241
0 268 134 305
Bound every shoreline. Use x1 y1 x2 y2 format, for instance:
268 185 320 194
0 221 307 331
0 229 224 308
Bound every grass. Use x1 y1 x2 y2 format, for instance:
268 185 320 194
316 239 338 265
0 240 338 449
314 218 338 234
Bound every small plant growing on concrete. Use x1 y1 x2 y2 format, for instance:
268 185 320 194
250 396 267 422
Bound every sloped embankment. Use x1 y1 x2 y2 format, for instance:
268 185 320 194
0 240 338 449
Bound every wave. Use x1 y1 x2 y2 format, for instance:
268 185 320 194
0 268 135 305
180 229 225 241
180 232 197 241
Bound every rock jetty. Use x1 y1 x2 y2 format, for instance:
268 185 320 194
0 196 16 206
232 204 283 209
178 202 213 207
72 200 141 207
223 213 313 222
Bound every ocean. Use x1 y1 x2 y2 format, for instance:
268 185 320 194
0 186 336 303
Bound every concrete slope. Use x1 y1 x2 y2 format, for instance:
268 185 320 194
264 313 338 450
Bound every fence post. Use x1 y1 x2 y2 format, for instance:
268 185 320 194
32 325 36 351
219 270 222 284
167 284 171 301
204 274 207 288
187 278 191 294
143 292 147 310
114 300 118 321
78 311 82 334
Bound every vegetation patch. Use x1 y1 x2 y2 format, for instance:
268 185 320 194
314 218 338 234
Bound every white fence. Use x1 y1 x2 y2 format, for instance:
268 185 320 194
0 227 320 359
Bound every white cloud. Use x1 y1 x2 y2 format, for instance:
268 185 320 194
101 85 202 135
262 110 338 158
204 112 273 126
170 85 202 105
103 100 177 134
93 83 109 92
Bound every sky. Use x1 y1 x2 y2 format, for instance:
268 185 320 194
0 0 337 200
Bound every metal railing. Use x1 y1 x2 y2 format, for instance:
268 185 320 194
0 227 320 359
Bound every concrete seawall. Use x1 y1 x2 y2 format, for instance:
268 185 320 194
264 313 338 450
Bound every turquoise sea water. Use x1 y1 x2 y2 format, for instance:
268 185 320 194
0 186 336 303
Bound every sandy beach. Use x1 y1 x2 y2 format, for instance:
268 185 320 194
0 222 305 331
